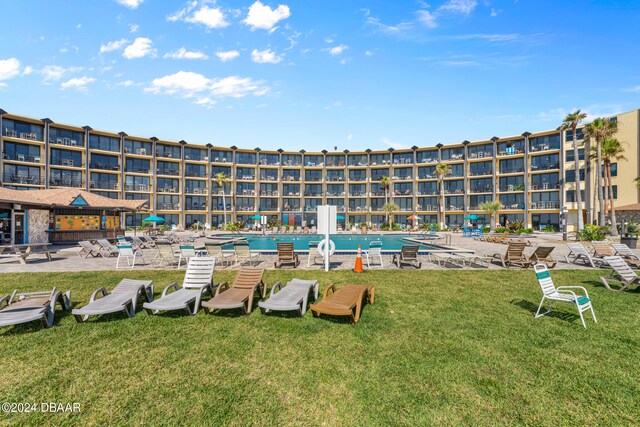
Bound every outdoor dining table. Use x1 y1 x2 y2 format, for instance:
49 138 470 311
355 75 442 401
0 243 54 264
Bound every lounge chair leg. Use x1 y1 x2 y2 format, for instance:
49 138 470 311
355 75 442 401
534 297 550 318
74 314 84 323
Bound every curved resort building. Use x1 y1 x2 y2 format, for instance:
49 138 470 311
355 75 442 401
1 108 639 233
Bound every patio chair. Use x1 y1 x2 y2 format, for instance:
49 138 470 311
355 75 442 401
202 268 266 315
307 241 324 267
131 235 149 249
258 279 318 316
591 241 615 260
143 257 216 315
491 242 530 268
140 236 157 248
204 242 234 266
599 256 640 291
154 239 180 266
363 241 383 268
177 244 205 269
565 243 600 268
310 284 375 324
430 252 490 268
97 239 119 257
274 242 299 268
234 241 261 267
611 243 640 268
392 245 422 268
0 287 71 329
528 246 556 269
116 244 144 269
488 232 509 244
72 279 154 322
78 240 100 258
534 264 596 329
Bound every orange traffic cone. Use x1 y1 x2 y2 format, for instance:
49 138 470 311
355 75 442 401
353 244 364 273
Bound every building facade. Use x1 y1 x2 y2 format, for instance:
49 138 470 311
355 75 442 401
1 108 639 231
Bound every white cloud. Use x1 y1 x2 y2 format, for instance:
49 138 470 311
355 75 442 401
163 47 209 60
347 133 352 141
168 2 229 29
381 137 408 149
365 16 414 35
624 85 640 93
130 24 139 33
115 0 143 9
243 1 290 31
99 38 128 54
490 8 502 17
123 37 155 59
364 50 374 56
325 101 343 109
417 10 437 28
40 65 83 82
326 44 348 56
22 66 33 76
60 76 96 91
438 0 477 14
146 71 270 106
324 37 335 44
116 80 136 87
251 49 283 64
0 58 21 81
76 24 82 29
215 50 240 62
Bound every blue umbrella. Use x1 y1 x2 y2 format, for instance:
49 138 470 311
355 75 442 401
336 215 345 220
143 215 165 223
465 214 480 220
251 215 262 220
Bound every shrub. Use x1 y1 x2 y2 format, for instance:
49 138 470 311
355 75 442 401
522 228 534 234
391 223 401 231
359 222 368 228
380 223 390 231
507 220 525 232
579 224 609 241
626 222 639 234
482 226 491 233
541 225 556 232
495 226 508 233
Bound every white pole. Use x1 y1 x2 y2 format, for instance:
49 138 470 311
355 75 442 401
325 223 330 272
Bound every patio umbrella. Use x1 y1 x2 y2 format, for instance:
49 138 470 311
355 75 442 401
251 215 262 220
465 214 481 220
407 215 422 221
143 215 165 228
0 212 8 219
336 215 345 220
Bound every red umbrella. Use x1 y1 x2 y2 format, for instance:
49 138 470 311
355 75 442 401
407 215 417 220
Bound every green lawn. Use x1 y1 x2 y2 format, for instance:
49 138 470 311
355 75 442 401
0 269 639 426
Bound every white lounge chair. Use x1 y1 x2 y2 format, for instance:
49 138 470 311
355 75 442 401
564 243 600 268
154 239 179 266
363 241 383 268
204 242 234 266
131 235 149 249
258 279 318 316
143 257 216 315
234 242 261 266
72 279 154 322
177 244 205 269
140 236 156 248
307 240 323 267
97 239 119 257
78 241 100 258
0 288 71 329
534 264 596 329
611 243 640 260
600 256 640 291
116 244 144 269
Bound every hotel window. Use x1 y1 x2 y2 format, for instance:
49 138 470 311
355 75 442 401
125 175 150 191
469 178 492 193
416 150 438 163
417 197 437 210
604 185 618 199
532 214 559 230
125 158 151 173
305 170 322 182
326 184 344 197
396 198 413 211
185 214 206 227
499 193 525 209
565 169 585 182
184 147 206 161
370 169 389 182
531 154 559 170
393 152 413 165
185 164 206 177
370 198 386 210
157 161 180 176
93 191 119 199
348 154 367 166
49 127 84 146
235 152 256 165
283 169 300 181
443 180 464 194
259 198 279 211
90 153 119 170
469 195 493 210
2 119 43 141
212 197 230 211
326 154 344 167
497 139 524 155
393 167 412 180
327 170 345 182
282 198 300 211
445 196 464 210
156 144 181 159
236 167 255 180
90 172 118 190
530 173 560 190
51 149 82 167
602 163 617 177
304 199 319 210
326 198 344 209
236 182 255 195
449 164 464 178
3 164 41 184
370 153 390 165
3 142 41 162
565 148 585 162
89 134 120 152
468 144 493 158
281 154 301 166
260 168 278 181
531 191 559 203
186 179 207 193
417 166 436 179
185 196 207 210
124 139 151 155
304 184 322 196
157 178 179 192
499 213 524 225
469 161 492 176
393 182 413 196
160 214 179 226
305 154 323 166
211 150 231 162
282 184 300 196
417 181 437 195
499 158 524 174
349 198 367 209
565 190 585 203
529 134 561 151
565 128 584 141
499 176 524 191
49 169 82 187
212 165 232 177
349 169 367 181
441 147 464 161
349 184 366 196
236 198 255 210
260 183 278 196
157 195 180 210
259 153 279 165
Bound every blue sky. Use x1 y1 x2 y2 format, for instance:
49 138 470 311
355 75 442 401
0 0 639 151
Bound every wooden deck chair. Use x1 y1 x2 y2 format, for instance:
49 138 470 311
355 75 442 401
116 244 144 269
565 243 600 268
528 246 556 268
534 264 596 329
274 242 299 268
611 243 640 268
202 268 266 315
0 287 71 329
489 232 509 244
491 241 530 268
310 284 375 324
363 241 383 268
143 257 216 315
204 242 234 266
234 242 261 266
591 241 615 260
600 256 640 291
78 241 100 258
392 245 422 268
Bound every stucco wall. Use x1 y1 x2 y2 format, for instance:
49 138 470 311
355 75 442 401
28 209 50 244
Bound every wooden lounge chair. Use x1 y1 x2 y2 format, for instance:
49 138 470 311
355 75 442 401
310 284 375 324
392 245 422 268
591 241 615 259
202 268 266 315
599 256 640 291
534 264 596 329
488 232 509 244
274 242 299 268
258 279 318 316
528 246 556 268
78 240 101 258
72 279 154 322
565 243 600 268
143 257 216 315
0 288 71 329
491 242 531 268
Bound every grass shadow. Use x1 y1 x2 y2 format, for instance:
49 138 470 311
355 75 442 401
510 299 580 322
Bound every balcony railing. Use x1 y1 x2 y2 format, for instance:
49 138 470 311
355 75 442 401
158 203 181 210
124 184 151 192
238 175 255 180
444 189 464 194
304 192 323 197
326 176 345 182
469 170 492 176
530 201 560 209
349 192 367 197
237 190 256 196
348 206 369 211
52 160 83 167
185 170 206 177
90 163 120 171
283 192 301 197
3 153 42 163
49 178 83 187
530 144 560 152
90 181 119 190
126 168 151 174
503 203 526 210
530 163 560 171
282 207 301 212
259 190 279 197
499 185 525 192
156 169 180 176
157 186 179 193
418 174 436 179
468 151 493 159
499 168 525 174
417 157 438 164
260 175 279 181
236 206 256 211
415 190 439 196
3 174 44 185
50 137 82 147
186 187 208 194
185 203 208 210
469 186 492 193
3 129 39 140
282 176 300 181
393 190 413 196
529 182 561 190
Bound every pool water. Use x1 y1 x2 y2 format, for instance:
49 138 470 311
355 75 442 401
216 233 441 251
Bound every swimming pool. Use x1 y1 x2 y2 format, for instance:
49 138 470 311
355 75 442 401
212 233 445 252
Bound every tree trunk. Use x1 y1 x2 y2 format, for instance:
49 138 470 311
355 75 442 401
572 129 583 239
440 178 445 229
222 190 227 227
596 142 605 226
584 139 592 224
608 162 618 236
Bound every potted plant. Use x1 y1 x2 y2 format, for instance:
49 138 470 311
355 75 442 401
360 222 368 233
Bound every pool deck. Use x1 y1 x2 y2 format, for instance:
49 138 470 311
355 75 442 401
0 230 622 273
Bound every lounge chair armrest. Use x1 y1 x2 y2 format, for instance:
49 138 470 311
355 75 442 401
270 281 283 297
554 289 578 299
214 282 229 296
0 295 9 309
89 287 108 303
556 286 589 297
161 282 180 298
323 284 336 299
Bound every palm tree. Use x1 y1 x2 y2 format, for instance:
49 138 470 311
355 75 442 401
435 162 452 229
562 110 587 237
213 172 232 227
479 201 502 232
584 117 618 226
382 203 399 225
600 138 625 236
379 176 390 205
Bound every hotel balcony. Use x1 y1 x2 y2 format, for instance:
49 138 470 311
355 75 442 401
124 184 152 192
158 203 181 210
3 174 44 185
185 187 208 195
52 160 84 168
2 153 43 163
3 129 40 141
156 169 180 176
469 186 493 193
49 137 83 147
50 178 84 188
89 163 120 171
184 203 208 211
90 181 119 190
530 201 560 209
